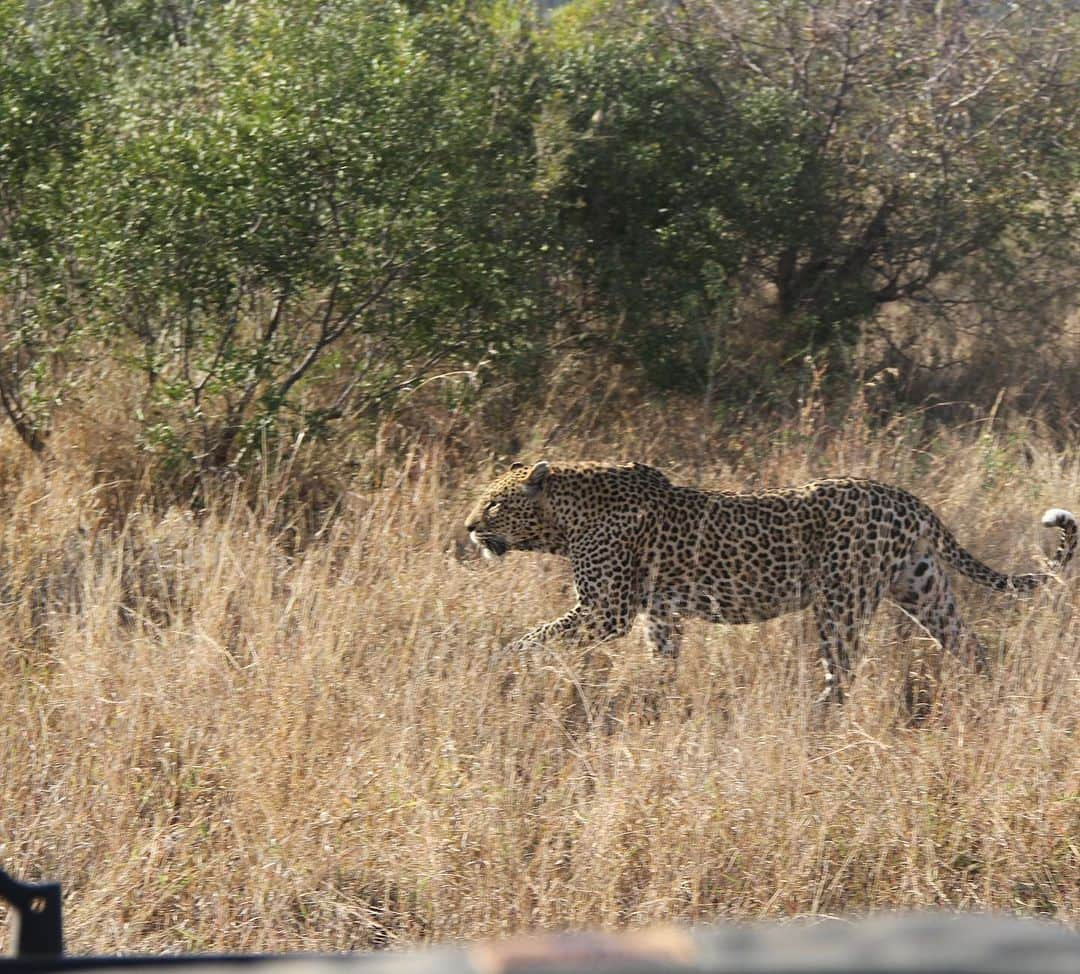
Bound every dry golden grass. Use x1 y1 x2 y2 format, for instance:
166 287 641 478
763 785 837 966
1 398 1078 953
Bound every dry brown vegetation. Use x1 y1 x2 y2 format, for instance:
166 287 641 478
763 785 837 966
1 383 1078 953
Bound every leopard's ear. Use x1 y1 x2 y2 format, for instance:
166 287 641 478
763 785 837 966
510 461 525 471
523 460 550 497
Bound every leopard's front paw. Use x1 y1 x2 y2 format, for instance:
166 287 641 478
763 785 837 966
500 635 543 663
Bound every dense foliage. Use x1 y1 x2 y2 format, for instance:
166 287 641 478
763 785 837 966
0 0 1076 471
74 0 550 467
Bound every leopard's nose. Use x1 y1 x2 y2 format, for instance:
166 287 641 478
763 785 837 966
465 518 480 533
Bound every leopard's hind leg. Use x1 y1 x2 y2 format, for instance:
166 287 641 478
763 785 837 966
889 541 988 672
812 601 859 705
643 599 683 661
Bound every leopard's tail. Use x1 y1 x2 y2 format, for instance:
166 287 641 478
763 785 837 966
931 505 1077 593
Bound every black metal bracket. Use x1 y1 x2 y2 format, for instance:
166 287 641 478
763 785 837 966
0 869 63 958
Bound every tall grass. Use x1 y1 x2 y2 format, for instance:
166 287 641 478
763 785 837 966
0 393 1077 952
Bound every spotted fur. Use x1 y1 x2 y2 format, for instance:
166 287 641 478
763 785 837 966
465 461 1077 702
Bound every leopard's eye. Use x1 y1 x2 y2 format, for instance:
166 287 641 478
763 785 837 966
487 502 502 516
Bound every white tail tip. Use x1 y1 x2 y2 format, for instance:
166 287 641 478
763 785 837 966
1041 508 1076 528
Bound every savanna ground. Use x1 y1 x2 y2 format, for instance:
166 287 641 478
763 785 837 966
1 374 1077 954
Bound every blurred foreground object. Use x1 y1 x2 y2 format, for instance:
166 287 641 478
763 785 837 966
2 866 1077 972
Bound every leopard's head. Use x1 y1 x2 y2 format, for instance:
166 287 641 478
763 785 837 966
464 461 561 558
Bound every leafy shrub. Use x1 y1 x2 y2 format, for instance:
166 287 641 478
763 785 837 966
73 0 553 470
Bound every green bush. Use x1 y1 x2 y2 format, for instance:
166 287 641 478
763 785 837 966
73 0 552 469
0 0 1074 470
0 4 106 451
541 27 814 388
543 0 1077 392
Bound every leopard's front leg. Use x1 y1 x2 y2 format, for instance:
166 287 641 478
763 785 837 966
501 537 643 659
502 603 594 657
504 600 639 655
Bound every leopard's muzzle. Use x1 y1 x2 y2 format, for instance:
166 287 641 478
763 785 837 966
470 531 508 558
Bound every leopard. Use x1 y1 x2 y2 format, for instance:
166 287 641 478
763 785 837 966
464 460 1076 703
